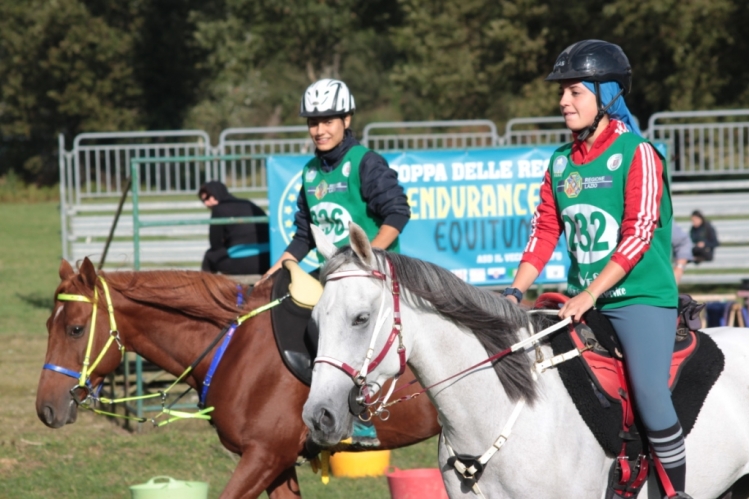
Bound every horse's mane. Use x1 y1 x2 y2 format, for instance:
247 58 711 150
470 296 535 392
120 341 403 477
321 247 547 403
64 270 253 328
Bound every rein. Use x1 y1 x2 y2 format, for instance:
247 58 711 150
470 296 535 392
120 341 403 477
46 276 286 426
381 311 571 411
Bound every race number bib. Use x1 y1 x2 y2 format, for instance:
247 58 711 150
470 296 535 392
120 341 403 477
560 204 619 264
310 202 354 244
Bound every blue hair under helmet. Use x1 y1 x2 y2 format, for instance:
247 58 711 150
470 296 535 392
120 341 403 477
582 81 642 137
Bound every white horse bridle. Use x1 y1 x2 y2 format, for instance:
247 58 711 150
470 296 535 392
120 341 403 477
314 257 407 421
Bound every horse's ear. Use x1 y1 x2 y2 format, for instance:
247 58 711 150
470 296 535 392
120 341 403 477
59 259 75 280
78 257 98 287
348 222 376 267
311 224 337 261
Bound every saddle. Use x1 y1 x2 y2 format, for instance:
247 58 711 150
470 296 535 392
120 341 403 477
534 293 725 499
269 261 322 386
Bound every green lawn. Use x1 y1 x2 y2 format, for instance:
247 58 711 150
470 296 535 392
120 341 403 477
0 202 438 498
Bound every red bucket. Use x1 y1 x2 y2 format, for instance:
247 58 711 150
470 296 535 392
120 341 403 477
386 468 448 499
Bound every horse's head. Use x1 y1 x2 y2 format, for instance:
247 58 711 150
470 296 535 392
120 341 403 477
36 258 124 428
303 223 411 446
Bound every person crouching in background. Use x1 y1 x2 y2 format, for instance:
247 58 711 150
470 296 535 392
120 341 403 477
199 181 270 275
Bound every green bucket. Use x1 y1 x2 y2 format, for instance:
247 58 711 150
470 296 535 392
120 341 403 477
130 476 209 499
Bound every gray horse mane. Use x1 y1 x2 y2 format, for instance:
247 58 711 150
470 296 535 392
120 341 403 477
321 247 551 403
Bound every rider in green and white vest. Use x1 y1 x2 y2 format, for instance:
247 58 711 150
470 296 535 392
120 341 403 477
264 78 409 275
264 79 410 447
505 41 689 498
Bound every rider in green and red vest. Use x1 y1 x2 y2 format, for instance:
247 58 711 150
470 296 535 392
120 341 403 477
264 78 409 275
504 41 689 498
264 79 410 446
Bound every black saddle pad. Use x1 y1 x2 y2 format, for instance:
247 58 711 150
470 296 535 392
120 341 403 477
550 309 725 458
270 266 318 385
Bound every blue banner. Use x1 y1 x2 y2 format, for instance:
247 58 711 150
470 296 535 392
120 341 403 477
267 147 571 285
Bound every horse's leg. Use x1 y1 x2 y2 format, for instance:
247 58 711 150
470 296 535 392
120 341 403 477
266 466 301 498
218 449 296 499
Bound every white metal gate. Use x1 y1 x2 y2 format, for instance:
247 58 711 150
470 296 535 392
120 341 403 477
217 126 312 193
647 109 749 177
362 120 500 150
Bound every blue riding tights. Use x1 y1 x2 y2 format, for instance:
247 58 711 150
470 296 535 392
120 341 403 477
600 305 679 432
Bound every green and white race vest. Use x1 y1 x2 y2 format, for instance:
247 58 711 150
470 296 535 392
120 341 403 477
303 145 400 261
549 133 677 309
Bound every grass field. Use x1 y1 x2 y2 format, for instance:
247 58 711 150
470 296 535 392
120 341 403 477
0 202 438 498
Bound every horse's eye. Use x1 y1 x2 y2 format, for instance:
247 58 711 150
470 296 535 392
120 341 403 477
66 325 85 338
352 313 369 326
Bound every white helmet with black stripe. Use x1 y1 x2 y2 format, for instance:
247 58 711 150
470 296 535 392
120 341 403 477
299 79 356 117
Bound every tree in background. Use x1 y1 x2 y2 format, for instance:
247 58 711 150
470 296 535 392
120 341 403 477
0 0 142 183
602 0 736 120
0 0 748 185
184 0 404 137
0 0 206 184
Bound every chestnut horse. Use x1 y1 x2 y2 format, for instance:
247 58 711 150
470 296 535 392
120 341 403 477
36 257 440 499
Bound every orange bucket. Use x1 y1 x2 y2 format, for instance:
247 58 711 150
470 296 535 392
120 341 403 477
329 450 391 477
387 468 448 499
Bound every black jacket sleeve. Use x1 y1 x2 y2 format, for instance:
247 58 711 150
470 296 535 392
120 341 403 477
285 187 314 260
359 151 411 232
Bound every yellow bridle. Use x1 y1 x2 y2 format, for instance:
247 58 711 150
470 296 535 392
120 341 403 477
57 276 124 392
52 275 285 426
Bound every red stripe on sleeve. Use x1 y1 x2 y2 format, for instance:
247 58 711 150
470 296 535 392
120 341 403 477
610 143 663 272
521 170 563 272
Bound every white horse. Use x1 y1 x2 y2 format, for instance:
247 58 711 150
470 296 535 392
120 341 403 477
302 223 749 499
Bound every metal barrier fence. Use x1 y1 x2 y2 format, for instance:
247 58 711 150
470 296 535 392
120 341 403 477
647 109 749 177
362 120 500 150
217 126 311 193
66 130 213 203
504 116 572 145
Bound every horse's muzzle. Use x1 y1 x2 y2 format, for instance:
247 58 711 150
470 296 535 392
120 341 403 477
38 398 78 428
303 403 350 447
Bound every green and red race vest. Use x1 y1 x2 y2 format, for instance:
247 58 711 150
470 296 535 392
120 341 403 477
303 145 400 261
550 133 677 309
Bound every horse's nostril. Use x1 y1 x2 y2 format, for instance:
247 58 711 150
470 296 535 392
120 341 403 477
319 408 335 432
43 406 55 426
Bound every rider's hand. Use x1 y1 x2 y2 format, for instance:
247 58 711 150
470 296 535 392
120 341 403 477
261 253 298 281
558 290 596 323
260 263 281 281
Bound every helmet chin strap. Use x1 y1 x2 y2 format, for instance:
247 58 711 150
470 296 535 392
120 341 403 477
575 81 625 142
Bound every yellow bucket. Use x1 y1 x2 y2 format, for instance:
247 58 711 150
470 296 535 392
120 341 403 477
330 450 391 478
130 476 209 499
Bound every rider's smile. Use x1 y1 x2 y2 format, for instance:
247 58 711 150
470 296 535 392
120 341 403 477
307 115 351 152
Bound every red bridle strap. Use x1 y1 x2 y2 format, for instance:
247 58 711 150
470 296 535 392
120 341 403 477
315 258 406 385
